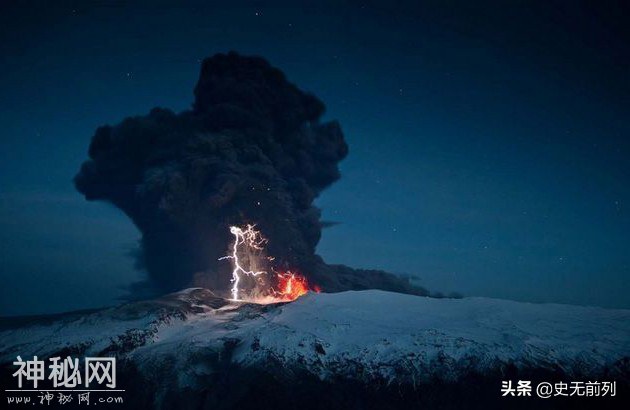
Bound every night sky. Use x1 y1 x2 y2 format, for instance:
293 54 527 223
1 1 628 315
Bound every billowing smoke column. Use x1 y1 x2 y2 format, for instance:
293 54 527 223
75 52 426 298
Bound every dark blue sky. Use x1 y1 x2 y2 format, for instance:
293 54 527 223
1 1 629 315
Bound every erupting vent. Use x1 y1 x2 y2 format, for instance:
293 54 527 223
219 224 317 303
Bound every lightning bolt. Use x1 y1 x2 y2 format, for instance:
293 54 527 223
219 225 267 301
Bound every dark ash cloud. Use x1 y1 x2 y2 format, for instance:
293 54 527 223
75 52 426 297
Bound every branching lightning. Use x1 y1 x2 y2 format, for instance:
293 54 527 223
219 224 315 302
219 225 267 301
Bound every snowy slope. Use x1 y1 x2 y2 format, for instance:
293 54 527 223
1 289 629 408
232 290 630 383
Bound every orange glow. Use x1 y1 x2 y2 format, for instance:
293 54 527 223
276 271 309 301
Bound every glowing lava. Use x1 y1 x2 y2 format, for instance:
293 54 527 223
275 271 310 301
219 224 317 302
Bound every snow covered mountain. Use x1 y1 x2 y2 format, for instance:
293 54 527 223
1 288 629 409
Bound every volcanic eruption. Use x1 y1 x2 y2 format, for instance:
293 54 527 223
74 51 426 299
219 224 313 302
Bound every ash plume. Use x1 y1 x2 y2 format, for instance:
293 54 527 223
75 52 426 297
